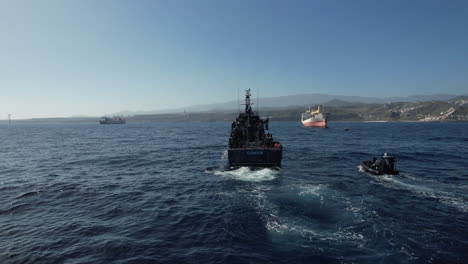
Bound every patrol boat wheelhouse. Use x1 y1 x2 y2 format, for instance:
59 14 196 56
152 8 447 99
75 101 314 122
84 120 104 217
227 89 282 167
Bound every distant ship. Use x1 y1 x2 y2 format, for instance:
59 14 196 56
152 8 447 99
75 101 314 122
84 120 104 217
228 89 282 167
301 105 327 128
99 116 126 124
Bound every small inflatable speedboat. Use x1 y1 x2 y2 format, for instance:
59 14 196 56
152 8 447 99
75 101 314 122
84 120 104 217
361 153 399 175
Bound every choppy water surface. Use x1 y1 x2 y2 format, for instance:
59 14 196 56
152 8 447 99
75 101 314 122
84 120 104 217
0 122 467 263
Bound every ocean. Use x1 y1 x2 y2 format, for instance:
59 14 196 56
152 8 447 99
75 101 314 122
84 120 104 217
0 122 467 263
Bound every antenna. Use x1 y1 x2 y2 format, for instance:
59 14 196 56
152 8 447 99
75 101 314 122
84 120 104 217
237 87 240 112
257 88 259 114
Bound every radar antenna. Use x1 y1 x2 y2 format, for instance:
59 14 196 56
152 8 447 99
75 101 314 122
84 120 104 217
237 87 240 113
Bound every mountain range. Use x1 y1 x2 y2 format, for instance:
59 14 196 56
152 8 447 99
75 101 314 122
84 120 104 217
126 95 468 123
111 93 462 116
2 94 466 123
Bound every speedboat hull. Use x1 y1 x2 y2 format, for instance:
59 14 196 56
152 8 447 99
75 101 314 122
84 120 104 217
361 161 383 175
361 160 399 175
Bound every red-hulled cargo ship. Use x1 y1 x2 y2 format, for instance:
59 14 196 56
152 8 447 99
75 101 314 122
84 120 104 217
301 105 327 128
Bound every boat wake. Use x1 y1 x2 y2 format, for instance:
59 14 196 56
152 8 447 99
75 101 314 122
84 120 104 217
207 167 281 182
364 170 468 212
266 218 366 247
244 182 370 250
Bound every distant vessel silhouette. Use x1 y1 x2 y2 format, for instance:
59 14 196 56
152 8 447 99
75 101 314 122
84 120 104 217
99 116 126 124
301 105 327 128
227 89 282 167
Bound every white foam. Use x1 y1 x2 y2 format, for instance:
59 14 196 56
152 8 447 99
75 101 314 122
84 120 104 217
213 167 280 182
221 149 228 160
423 190 468 213
298 184 327 197
379 175 434 193
369 173 468 212
357 165 365 172
267 218 366 245
267 220 319 237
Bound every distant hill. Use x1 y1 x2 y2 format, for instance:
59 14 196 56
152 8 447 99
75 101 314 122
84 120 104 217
125 96 468 123
448 96 468 107
3 94 466 124
324 99 357 107
109 93 461 116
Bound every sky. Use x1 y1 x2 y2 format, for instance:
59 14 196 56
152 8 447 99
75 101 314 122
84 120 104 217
1 0 467 119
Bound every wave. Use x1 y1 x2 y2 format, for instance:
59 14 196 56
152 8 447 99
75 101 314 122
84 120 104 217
428 136 468 142
16 191 40 199
0 203 31 215
397 151 462 161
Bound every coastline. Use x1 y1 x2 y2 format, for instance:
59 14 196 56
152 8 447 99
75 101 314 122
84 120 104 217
1 119 467 125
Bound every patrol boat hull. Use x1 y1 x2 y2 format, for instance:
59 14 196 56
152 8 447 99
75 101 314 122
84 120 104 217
228 148 282 168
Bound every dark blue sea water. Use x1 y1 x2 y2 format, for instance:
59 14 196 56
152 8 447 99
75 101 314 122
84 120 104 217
0 122 467 264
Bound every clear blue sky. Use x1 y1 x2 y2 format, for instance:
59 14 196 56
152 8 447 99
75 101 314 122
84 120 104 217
1 0 467 118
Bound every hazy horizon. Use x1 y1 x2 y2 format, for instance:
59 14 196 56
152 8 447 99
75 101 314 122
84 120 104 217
1 0 468 119
1 92 464 120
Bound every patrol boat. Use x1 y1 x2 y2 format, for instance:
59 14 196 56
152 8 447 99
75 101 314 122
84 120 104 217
227 89 282 167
